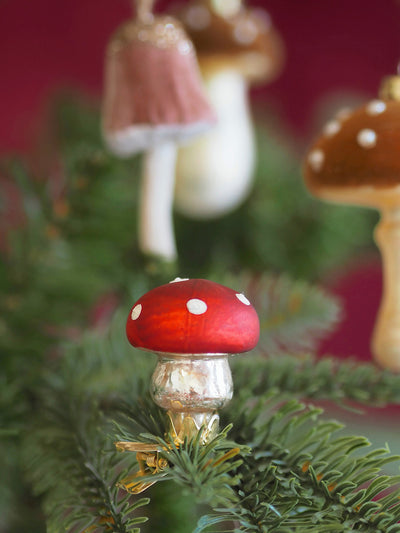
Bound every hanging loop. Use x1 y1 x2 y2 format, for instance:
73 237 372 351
134 0 155 24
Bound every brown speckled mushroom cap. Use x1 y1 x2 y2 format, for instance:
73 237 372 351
303 95 400 209
178 0 284 84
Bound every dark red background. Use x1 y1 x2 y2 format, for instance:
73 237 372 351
1 0 400 362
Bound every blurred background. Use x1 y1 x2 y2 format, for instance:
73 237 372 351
2 3 400 531
1 0 400 361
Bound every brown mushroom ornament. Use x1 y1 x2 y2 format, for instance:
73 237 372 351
303 75 400 371
174 0 284 219
126 278 260 444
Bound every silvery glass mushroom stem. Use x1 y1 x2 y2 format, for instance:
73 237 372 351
151 354 233 443
372 206 400 371
139 142 177 261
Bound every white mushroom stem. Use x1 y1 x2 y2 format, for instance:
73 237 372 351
175 68 255 219
372 206 400 371
139 142 177 261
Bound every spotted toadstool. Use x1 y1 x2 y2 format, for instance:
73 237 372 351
174 0 284 219
303 74 400 371
126 277 259 443
102 0 215 261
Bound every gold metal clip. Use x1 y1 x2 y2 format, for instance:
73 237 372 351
115 441 168 494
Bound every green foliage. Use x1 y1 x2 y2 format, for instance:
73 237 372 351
200 395 400 532
232 354 400 406
222 272 342 355
0 94 392 532
23 391 150 533
20 313 400 533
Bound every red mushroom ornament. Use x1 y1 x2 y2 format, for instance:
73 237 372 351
126 278 259 444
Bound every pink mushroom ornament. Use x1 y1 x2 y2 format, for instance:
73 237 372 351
102 0 215 261
126 278 260 444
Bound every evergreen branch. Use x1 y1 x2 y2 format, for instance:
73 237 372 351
231 353 400 406
137 426 248 508
23 389 150 533
221 272 342 355
210 393 400 532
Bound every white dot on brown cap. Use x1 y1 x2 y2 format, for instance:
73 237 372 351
336 107 352 121
366 100 386 116
131 304 142 321
185 5 211 30
323 120 341 137
357 128 377 149
233 18 258 45
236 293 251 306
187 298 208 315
308 149 325 172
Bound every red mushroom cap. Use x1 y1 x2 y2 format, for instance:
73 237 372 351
126 278 260 355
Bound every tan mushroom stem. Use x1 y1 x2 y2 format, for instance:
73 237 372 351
312 186 400 371
372 205 400 371
151 354 233 443
138 141 177 261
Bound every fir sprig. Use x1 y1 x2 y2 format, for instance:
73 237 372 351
23 390 149 533
197 394 400 532
221 272 342 355
232 353 400 406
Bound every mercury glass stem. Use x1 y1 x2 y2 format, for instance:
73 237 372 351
151 354 233 443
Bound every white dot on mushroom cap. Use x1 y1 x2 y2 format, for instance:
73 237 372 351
336 107 352 121
233 19 259 45
323 120 341 137
357 128 377 149
308 149 325 172
187 298 208 315
366 100 386 116
236 293 251 306
169 277 190 283
131 304 142 321
185 5 211 30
